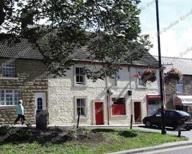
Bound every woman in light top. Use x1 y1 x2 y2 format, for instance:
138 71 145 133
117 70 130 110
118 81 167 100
14 99 25 125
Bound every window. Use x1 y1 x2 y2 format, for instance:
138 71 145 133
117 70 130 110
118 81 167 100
75 67 85 85
2 62 15 77
137 71 145 86
37 98 43 110
112 98 126 115
147 98 160 116
176 84 183 94
0 90 20 106
76 98 86 116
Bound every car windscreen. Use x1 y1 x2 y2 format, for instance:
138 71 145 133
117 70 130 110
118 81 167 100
176 110 190 116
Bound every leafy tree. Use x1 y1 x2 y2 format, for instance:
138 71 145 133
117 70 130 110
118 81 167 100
0 0 152 79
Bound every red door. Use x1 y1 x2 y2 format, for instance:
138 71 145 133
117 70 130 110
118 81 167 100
95 102 104 125
134 102 141 123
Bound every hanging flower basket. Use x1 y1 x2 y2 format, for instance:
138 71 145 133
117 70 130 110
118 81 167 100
141 69 156 83
164 68 182 83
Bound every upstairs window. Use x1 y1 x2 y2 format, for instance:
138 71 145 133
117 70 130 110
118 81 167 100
75 67 85 85
137 71 145 86
176 80 183 94
2 62 15 77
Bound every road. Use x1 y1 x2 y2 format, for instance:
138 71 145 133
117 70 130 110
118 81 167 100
144 145 192 154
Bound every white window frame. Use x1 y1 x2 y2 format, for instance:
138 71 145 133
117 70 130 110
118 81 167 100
0 90 20 106
74 66 86 85
176 83 183 94
74 97 87 118
137 70 146 88
1 62 16 77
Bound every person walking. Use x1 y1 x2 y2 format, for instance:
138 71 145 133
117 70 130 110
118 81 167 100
14 99 25 125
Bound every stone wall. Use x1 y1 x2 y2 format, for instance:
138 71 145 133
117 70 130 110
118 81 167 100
0 58 48 124
165 79 177 109
48 64 160 126
165 75 192 109
183 75 192 94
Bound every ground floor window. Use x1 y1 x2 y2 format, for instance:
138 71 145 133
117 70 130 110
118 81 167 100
0 89 20 106
76 98 86 116
112 98 126 115
147 96 160 115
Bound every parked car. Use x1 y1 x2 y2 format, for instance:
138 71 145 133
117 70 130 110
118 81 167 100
143 109 192 130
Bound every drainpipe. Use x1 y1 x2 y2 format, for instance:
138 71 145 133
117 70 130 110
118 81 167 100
129 66 133 129
105 71 110 125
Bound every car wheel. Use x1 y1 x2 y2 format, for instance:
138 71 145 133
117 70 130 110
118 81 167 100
146 121 152 127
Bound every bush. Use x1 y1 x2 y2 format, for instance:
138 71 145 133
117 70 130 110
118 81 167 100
0 125 14 136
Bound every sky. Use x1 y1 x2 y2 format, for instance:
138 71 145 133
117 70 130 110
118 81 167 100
139 0 192 58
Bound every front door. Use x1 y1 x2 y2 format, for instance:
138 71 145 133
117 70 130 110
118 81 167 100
134 102 141 123
95 102 104 125
35 92 46 112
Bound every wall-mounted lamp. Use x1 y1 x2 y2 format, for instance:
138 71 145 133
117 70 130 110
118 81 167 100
128 90 132 96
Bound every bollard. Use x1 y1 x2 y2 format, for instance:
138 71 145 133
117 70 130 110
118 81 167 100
178 129 181 137
77 111 80 128
130 114 133 129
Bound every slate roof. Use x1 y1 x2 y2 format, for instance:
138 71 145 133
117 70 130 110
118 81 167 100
0 39 43 60
72 46 158 67
0 38 158 67
155 56 192 75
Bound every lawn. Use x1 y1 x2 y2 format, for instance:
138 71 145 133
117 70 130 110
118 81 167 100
0 126 187 154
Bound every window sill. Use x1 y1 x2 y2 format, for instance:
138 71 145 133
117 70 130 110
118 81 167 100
73 83 87 88
0 77 19 80
111 115 127 117
0 105 16 108
111 115 127 120
73 116 88 122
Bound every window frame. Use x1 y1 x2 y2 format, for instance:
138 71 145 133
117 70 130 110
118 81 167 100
176 83 183 94
37 97 43 110
0 89 21 106
136 70 146 88
111 97 126 116
74 97 87 118
74 66 86 85
1 62 16 78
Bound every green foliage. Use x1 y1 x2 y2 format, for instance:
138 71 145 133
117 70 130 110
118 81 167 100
0 0 153 79
141 69 157 83
164 68 182 83
0 125 14 135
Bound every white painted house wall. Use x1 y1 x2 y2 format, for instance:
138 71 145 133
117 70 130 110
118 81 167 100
48 63 160 126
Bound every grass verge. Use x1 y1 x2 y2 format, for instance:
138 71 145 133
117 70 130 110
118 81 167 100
0 127 187 154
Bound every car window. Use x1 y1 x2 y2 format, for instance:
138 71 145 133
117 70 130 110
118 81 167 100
165 111 176 117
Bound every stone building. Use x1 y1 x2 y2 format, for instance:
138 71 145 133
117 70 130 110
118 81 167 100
47 52 160 126
0 40 160 126
0 39 48 124
161 57 192 112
